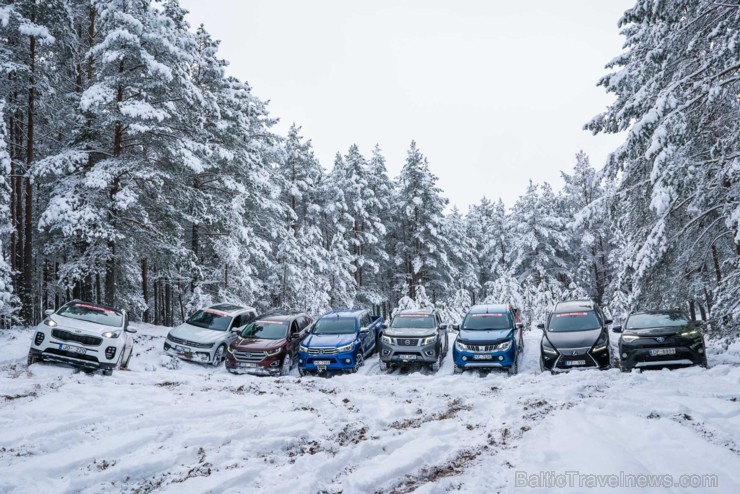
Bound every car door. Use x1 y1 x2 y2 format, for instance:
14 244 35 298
359 313 373 354
228 314 245 344
287 319 301 356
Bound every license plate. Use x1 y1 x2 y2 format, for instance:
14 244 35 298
399 354 416 361
60 344 86 355
565 360 586 366
473 354 493 360
314 360 331 366
649 348 676 356
238 362 256 367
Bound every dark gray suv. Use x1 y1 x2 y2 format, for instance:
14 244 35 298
379 308 449 372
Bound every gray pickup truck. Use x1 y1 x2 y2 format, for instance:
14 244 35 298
379 308 449 372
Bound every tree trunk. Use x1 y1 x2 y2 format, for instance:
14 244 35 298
22 24 37 322
105 64 124 305
142 258 149 323
710 245 722 284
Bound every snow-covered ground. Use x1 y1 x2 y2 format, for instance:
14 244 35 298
1 325 740 494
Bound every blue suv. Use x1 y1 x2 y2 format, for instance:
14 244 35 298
297 309 385 375
453 304 523 375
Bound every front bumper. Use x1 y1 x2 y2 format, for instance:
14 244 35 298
225 352 283 375
541 345 610 371
163 341 214 363
29 347 117 371
297 348 358 372
620 341 705 370
379 338 438 365
453 342 516 369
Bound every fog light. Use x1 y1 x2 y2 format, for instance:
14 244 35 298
622 353 627 358
498 356 503 361
270 360 280 367
105 346 116 359
425 351 434 356
345 358 351 364
299 359 303 364
383 350 390 355
698 348 704 354
462 356 467 361
34 332 45 346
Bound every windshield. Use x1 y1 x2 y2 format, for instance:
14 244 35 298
313 317 356 335
186 309 233 331
391 315 435 329
462 313 512 330
240 320 288 340
57 303 123 328
548 311 601 332
626 312 690 330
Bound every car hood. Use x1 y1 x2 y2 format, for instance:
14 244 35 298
233 337 286 351
458 328 513 344
545 328 602 349
169 323 228 343
302 333 356 348
48 315 121 335
385 327 437 338
622 326 687 337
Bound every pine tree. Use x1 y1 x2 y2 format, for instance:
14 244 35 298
0 98 19 325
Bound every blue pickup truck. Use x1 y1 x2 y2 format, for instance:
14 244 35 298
297 309 385 375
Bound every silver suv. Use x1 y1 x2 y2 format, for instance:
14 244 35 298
379 308 449 372
164 303 257 366
27 300 136 376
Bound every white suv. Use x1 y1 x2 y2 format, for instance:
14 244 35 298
164 303 257 366
27 300 136 375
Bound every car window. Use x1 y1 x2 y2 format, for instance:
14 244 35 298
313 317 356 335
626 312 690 329
57 302 123 328
391 315 436 329
360 313 371 328
186 309 233 331
462 313 513 330
290 321 300 334
548 311 601 332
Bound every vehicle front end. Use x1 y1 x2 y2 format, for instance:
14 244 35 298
163 334 220 364
297 338 360 374
619 329 706 371
380 332 439 366
225 345 285 375
541 331 610 372
29 314 127 372
453 337 516 370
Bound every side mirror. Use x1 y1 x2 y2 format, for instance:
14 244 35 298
605 319 613 325
451 324 460 331
439 323 448 330
380 324 388 330
515 322 524 330
612 325 622 333
536 323 545 330
44 308 54 317
125 325 137 334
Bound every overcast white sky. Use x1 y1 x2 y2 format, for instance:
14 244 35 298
180 0 633 210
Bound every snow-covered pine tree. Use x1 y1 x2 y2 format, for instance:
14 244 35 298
443 206 480 300
389 141 451 303
466 197 511 302
508 181 570 323
587 0 739 330
0 98 19 325
363 144 393 304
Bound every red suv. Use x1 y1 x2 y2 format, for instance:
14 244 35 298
225 311 312 376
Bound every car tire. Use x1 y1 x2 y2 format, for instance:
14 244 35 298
280 354 292 376
27 350 41 367
375 333 382 356
539 358 548 373
121 346 133 370
353 352 364 373
453 364 463 374
379 360 390 372
620 365 631 373
431 348 443 372
212 345 226 367
102 368 113 376
507 358 518 376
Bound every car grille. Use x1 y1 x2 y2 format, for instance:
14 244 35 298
464 344 497 353
234 350 267 362
45 347 99 363
52 329 102 347
396 338 420 346
307 347 338 355
167 335 213 349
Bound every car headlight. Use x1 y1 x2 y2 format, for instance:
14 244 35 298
679 329 700 338
622 334 640 342
494 340 512 351
299 344 308 352
592 333 608 353
102 330 121 338
337 342 355 353
381 335 393 344
265 347 281 356
44 318 57 327
421 336 436 346
542 339 558 356
455 340 467 351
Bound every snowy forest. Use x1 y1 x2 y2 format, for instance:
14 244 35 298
0 0 737 334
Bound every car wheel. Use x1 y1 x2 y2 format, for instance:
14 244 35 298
375 333 382 355
27 350 41 367
453 364 463 374
508 358 518 376
121 346 133 370
431 349 443 372
102 368 113 376
539 358 548 373
353 352 364 373
280 354 292 376
212 345 226 367
379 360 390 372
620 365 631 373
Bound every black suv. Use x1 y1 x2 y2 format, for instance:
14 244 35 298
538 300 612 372
613 310 707 372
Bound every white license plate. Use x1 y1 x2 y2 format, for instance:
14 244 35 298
314 360 331 366
649 348 676 356
565 360 586 366
399 354 416 360
473 354 493 360
60 344 86 355
238 362 256 367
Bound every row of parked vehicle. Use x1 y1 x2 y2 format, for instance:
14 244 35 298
26 298 709 376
